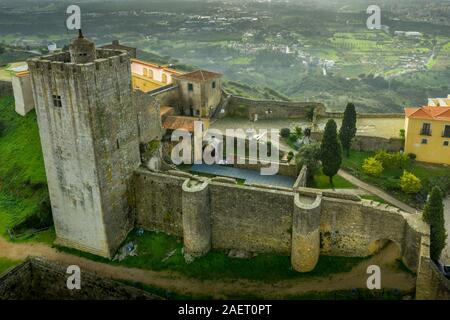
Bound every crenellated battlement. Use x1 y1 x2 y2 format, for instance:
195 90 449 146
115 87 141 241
28 49 129 75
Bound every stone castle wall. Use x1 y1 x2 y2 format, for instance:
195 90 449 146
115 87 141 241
0 80 13 96
415 234 450 300
0 257 160 300
134 91 162 144
134 169 428 274
416 257 450 300
322 112 404 119
149 85 181 113
311 132 404 152
225 95 326 120
232 160 298 177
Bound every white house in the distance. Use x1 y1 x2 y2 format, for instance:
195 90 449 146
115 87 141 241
428 95 450 107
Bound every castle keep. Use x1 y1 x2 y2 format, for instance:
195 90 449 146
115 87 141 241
28 32 143 257
25 32 448 298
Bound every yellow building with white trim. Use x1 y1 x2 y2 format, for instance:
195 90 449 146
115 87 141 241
404 106 450 165
130 58 182 93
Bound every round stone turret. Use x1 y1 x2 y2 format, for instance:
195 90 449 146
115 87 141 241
69 30 96 64
291 193 322 272
181 178 212 261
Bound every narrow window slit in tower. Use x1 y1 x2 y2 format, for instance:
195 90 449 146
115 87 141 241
52 95 62 108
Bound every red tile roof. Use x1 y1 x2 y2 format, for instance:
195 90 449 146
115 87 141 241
162 116 208 132
174 70 222 82
405 106 450 121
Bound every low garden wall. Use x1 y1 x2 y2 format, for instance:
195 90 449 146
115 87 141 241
311 132 404 152
232 160 298 177
0 80 13 97
293 165 308 189
225 95 326 120
322 112 404 119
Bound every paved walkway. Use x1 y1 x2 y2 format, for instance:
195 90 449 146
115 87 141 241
190 164 296 188
338 169 419 214
442 197 450 265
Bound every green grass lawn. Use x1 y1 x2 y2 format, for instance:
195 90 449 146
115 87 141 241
9 227 56 245
57 230 366 282
342 150 450 207
0 95 49 236
0 257 22 275
311 170 355 189
360 195 387 204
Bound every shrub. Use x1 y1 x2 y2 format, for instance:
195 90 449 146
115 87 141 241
295 143 321 181
407 153 417 161
399 129 405 139
391 152 410 170
306 106 315 122
362 157 383 177
287 151 294 162
280 128 291 138
385 177 401 191
374 150 391 167
374 150 409 169
400 171 422 194
293 126 303 139
422 174 450 198
12 195 53 232
423 187 447 261
304 127 312 137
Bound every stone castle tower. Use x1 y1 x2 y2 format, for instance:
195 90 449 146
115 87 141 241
27 31 141 258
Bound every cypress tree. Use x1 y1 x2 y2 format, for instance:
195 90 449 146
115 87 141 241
320 119 342 185
339 103 357 157
423 187 447 262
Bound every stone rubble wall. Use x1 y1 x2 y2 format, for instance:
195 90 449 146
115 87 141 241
0 257 160 300
311 132 404 152
225 95 326 120
0 80 13 97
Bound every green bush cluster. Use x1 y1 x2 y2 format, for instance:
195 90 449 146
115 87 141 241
374 150 409 170
362 157 383 177
280 128 290 138
400 171 422 194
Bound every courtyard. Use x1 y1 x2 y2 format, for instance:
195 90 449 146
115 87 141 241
211 116 405 139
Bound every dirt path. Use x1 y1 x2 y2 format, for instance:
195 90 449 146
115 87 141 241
338 169 418 214
0 238 415 299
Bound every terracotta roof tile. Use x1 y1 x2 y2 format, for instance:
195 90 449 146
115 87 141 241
405 106 450 121
174 70 222 82
162 116 208 132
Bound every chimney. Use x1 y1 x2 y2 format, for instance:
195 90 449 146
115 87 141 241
112 40 119 45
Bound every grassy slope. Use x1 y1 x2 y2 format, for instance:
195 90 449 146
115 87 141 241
312 170 355 189
0 257 22 275
0 96 48 235
58 230 366 282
